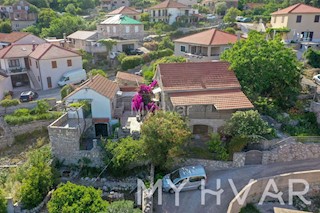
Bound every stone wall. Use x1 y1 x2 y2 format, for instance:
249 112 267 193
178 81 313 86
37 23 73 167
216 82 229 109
0 99 56 116
48 115 104 167
262 141 320 164
227 170 320 213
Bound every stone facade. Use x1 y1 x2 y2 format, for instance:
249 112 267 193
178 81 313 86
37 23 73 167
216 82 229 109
174 157 241 171
97 23 144 40
48 114 104 167
262 141 320 164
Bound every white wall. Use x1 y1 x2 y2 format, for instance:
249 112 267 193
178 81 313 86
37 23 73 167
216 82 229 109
65 88 113 119
0 77 13 100
36 56 82 90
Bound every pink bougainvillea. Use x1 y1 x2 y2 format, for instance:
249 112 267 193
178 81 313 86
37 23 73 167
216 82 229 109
132 80 158 112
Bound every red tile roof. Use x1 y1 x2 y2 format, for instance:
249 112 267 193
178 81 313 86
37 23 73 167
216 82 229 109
272 3 320 15
157 61 241 91
0 32 29 43
65 74 119 100
116 71 144 84
108 6 140 15
0 44 33 59
149 0 187 9
174 29 239 46
170 89 253 110
29 43 80 60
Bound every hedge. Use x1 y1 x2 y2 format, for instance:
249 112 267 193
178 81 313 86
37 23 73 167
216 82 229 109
120 48 174 70
5 111 62 125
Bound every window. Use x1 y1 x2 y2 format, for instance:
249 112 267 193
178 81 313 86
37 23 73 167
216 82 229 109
281 16 284 23
36 61 38 68
29 59 32 66
315 15 320 22
67 59 72 67
153 11 155 17
273 16 276 23
125 26 130 33
135 26 139 33
158 10 160 16
113 26 116 33
176 178 187 185
189 176 205 183
296 15 302 23
51 61 57 68
180 45 186 52
9 59 20 67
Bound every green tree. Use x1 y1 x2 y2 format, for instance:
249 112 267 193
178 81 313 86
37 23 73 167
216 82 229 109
223 110 273 137
48 182 108 213
224 27 236 34
223 7 241 23
60 84 75 99
107 200 140 213
207 133 228 160
20 147 54 209
27 0 50 8
192 4 210 14
34 100 50 114
0 19 11 33
41 14 86 38
98 39 117 62
65 3 77 15
215 1 227 15
0 189 6 213
141 111 191 169
140 12 150 22
87 69 107 78
304 48 320 68
158 36 174 50
37 8 58 29
22 25 40 35
221 31 302 109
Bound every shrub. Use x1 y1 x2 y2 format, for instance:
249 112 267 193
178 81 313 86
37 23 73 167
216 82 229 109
34 100 50 114
224 27 236 34
157 48 174 57
0 99 19 113
13 108 30 116
121 55 143 70
107 200 140 213
304 48 320 68
240 203 260 213
223 110 274 137
143 41 158 51
87 69 107 78
117 52 126 63
207 133 228 161
60 84 75 99
227 136 249 156
158 36 174 50
48 182 108 213
0 189 6 213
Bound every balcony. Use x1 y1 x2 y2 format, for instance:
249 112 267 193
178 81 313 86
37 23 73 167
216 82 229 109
7 67 28 74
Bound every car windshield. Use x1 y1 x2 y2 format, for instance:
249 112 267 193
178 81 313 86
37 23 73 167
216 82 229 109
170 170 180 182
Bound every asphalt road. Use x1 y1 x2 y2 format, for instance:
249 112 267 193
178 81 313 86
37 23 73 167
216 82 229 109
155 159 320 213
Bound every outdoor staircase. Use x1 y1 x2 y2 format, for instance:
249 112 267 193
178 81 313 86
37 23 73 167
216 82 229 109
26 70 41 90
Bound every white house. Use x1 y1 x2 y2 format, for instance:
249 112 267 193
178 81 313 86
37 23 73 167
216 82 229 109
64 74 120 137
147 0 199 25
28 43 83 90
0 72 13 100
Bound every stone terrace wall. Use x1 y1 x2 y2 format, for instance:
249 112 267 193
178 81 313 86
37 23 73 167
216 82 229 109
227 170 320 213
262 142 320 164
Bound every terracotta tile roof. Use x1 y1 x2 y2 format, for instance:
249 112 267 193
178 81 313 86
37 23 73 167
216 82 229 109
0 44 33 59
174 29 239 46
0 32 29 43
272 3 320 15
149 0 187 9
116 71 144 84
65 74 119 100
108 6 140 15
158 61 241 91
29 43 80 60
170 89 253 110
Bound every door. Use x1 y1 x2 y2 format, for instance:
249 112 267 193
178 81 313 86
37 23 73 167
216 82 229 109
24 57 30 69
47 77 52 89
95 123 109 137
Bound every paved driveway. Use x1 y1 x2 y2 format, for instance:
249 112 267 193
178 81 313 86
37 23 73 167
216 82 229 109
13 87 61 101
155 159 320 213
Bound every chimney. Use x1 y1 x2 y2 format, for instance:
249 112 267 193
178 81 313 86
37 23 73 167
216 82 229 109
32 40 36 51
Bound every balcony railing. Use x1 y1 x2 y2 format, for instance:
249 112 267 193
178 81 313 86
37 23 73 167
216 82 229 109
8 67 28 73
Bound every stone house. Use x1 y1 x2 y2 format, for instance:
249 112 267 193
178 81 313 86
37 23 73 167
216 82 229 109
107 6 141 20
100 0 130 11
97 14 144 40
174 29 240 62
154 61 253 135
270 3 320 43
64 74 121 137
9 0 37 31
0 32 46 49
0 43 83 90
147 0 199 25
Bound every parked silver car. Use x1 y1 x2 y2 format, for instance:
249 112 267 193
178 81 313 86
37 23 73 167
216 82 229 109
162 165 207 193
